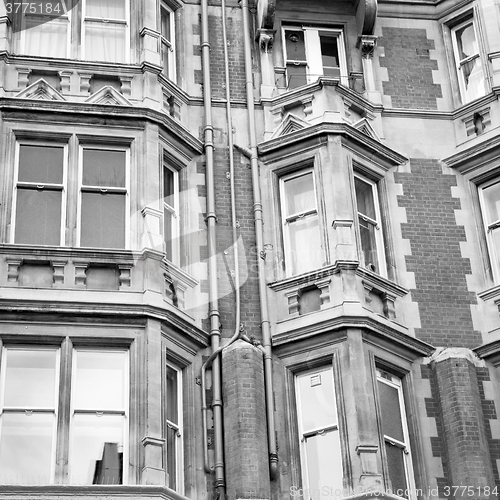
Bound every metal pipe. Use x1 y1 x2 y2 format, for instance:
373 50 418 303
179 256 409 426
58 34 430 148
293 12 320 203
240 0 279 480
199 0 225 493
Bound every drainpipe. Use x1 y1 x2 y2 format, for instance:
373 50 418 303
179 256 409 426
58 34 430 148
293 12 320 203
240 0 279 480
199 0 225 495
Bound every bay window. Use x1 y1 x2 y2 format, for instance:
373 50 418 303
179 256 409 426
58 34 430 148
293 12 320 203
354 174 386 276
479 178 500 281
0 347 128 485
79 146 129 249
282 26 348 90
280 169 323 276
13 143 67 246
450 16 486 104
376 369 415 498
295 367 343 499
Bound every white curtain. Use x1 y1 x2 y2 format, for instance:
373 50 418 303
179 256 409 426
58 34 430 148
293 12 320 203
25 17 68 57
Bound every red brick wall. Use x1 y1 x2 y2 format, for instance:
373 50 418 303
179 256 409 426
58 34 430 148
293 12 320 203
379 27 442 110
394 159 480 347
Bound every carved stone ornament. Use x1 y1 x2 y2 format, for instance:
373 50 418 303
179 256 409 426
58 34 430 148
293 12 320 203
358 35 377 59
259 30 275 53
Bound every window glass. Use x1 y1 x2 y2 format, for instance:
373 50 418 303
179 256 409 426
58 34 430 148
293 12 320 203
73 351 126 410
4 350 57 408
284 172 315 216
288 216 322 275
0 413 55 484
385 443 408 496
82 149 126 187
320 35 340 76
19 145 63 185
85 23 126 62
166 365 181 491
86 0 126 19
455 23 477 60
166 366 178 425
164 166 175 206
161 6 171 41
355 177 376 220
482 181 500 224
377 379 404 443
24 17 68 58
285 30 306 60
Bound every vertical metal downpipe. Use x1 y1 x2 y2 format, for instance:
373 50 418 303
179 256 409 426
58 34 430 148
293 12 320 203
240 0 279 480
200 0 226 495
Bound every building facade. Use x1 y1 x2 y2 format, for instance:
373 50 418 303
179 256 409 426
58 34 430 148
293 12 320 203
0 0 499 499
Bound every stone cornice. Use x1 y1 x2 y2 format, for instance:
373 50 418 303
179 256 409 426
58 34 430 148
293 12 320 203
378 0 472 19
474 340 500 366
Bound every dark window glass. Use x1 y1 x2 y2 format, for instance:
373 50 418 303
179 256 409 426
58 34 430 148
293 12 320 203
385 442 408 495
82 149 126 187
377 380 404 442
320 35 340 75
18 145 64 184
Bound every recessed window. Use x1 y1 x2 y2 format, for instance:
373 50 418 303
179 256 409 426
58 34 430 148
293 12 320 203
79 146 128 249
13 143 67 246
451 17 486 104
160 1 176 81
166 364 183 491
376 369 415 498
0 347 129 485
280 169 323 276
354 174 386 276
295 367 343 499
283 26 348 90
479 179 500 281
163 162 179 263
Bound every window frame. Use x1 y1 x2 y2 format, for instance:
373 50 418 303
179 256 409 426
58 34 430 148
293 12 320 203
353 172 387 278
163 160 180 264
281 24 348 90
10 140 68 247
374 366 417 499
77 143 130 250
160 1 176 81
279 167 324 277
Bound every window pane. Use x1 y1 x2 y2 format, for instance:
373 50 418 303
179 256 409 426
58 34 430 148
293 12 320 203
285 30 306 60
19 145 64 184
297 369 337 432
161 7 171 40
70 414 124 485
164 208 173 261
359 215 379 273
73 351 126 410
482 182 500 224
0 413 54 484
320 35 339 73
284 172 315 216
82 149 126 187
461 57 485 101
4 350 57 408
80 192 125 248
377 380 404 442
385 441 408 496
288 215 322 275
286 64 307 89
24 17 68 58
86 0 126 19
164 167 175 206
166 425 178 490
85 22 126 63
305 430 343 497
15 188 62 245
455 23 478 61
355 177 376 220
490 228 500 271
166 366 178 424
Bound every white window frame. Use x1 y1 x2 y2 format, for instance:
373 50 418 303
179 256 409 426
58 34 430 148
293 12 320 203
295 366 343 496
77 144 130 249
163 161 180 264
165 363 183 492
81 0 130 64
354 173 387 278
20 6 71 59
279 168 323 277
68 348 129 485
11 141 68 246
0 347 60 485
160 1 176 81
282 25 348 89
376 369 416 499
478 178 500 282
450 16 486 104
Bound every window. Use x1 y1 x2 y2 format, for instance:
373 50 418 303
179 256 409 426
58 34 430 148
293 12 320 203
18 0 129 63
478 179 500 281
280 169 323 276
12 143 67 246
295 367 343 499
354 174 386 276
165 364 183 491
282 26 348 90
376 369 415 498
451 17 486 104
163 162 179 263
0 347 128 485
79 146 129 249
160 1 176 80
